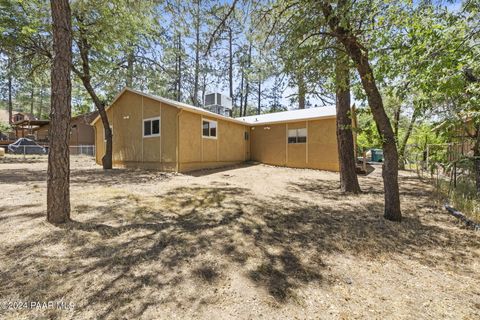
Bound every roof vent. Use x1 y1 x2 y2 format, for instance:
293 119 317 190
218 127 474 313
204 93 233 117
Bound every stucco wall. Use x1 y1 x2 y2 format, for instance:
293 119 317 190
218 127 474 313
178 113 249 172
93 90 338 172
250 118 339 171
94 91 178 170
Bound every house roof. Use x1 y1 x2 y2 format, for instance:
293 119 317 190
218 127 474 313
91 87 337 126
91 87 248 126
13 119 50 127
72 111 99 125
237 106 336 125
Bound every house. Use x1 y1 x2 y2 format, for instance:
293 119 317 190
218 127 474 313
35 111 98 146
11 112 49 140
12 112 37 123
91 88 339 172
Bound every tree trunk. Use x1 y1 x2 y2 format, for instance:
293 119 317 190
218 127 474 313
47 0 72 224
38 83 44 119
228 28 234 101
335 48 361 194
239 70 244 116
398 108 418 170
257 75 261 115
8 73 12 124
298 73 306 109
393 105 400 140
30 86 34 115
322 2 401 221
126 46 134 87
193 0 200 107
243 43 252 116
81 78 112 169
73 18 112 169
177 33 182 102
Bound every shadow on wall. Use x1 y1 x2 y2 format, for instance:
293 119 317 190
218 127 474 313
184 161 259 177
0 182 478 318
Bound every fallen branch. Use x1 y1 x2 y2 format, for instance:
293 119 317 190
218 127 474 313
444 204 480 231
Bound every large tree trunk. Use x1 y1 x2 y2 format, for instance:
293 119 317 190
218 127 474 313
47 0 72 224
322 2 401 221
335 48 361 194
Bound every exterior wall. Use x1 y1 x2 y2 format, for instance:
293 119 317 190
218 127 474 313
36 119 95 145
36 126 49 141
250 118 339 171
93 90 338 173
94 91 178 170
177 112 249 172
70 121 95 146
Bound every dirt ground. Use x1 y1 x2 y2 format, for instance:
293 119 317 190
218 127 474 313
0 155 479 319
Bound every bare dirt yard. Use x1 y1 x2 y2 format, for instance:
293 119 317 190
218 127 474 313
0 155 479 319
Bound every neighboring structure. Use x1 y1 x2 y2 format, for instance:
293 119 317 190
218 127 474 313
91 88 339 173
35 111 97 146
12 112 36 123
10 112 49 140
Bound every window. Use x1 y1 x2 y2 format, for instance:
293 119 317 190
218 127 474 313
244 131 249 140
143 117 160 137
202 119 217 138
288 128 307 144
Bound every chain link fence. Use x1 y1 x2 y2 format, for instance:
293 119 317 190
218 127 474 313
2 144 95 158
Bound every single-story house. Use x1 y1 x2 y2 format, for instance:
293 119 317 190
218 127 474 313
91 88 339 172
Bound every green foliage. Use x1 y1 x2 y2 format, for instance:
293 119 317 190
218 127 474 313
0 121 12 132
356 108 382 150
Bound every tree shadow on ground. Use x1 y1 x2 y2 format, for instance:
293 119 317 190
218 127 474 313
0 167 175 186
1 180 479 318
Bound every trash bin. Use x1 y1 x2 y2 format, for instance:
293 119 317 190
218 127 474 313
371 149 383 162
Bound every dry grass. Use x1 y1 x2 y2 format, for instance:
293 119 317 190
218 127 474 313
0 155 479 319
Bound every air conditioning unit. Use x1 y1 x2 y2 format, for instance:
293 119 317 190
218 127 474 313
204 93 233 117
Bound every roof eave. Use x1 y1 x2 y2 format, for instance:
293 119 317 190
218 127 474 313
245 115 336 126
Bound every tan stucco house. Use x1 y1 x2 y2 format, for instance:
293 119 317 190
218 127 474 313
91 88 339 173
